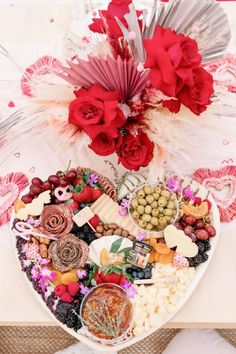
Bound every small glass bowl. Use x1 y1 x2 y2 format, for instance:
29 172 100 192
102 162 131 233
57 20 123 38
80 283 133 345
128 182 179 237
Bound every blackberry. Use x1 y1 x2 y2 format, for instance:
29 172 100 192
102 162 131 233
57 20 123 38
46 293 56 313
55 301 72 324
188 254 203 267
196 241 205 254
16 237 27 258
71 223 80 236
32 279 43 296
25 264 33 281
201 253 209 263
196 240 211 253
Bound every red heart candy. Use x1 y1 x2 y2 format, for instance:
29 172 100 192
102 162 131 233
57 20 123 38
68 282 80 297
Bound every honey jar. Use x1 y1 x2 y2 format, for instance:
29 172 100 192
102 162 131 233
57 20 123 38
127 240 152 269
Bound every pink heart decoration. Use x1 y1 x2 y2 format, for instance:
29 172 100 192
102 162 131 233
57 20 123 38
0 172 29 227
193 165 236 222
173 253 189 269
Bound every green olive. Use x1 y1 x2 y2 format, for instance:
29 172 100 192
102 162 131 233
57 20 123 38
138 198 147 206
144 185 154 195
153 193 160 200
138 219 147 228
164 208 173 216
159 216 167 225
158 197 167 207
137 205 145 215
151 201 158 208
165 216 171 222
161 190 171 199
146 223 153 230
132 210 139 219
158 206 164 213
142 214 152 222
151 217 159 226
170 194 176 201
151 208 159 217
154 187 162 194
131 198 139 209
137 189 145 198
167 201 175 209
146 195 154 204
144 205 152 214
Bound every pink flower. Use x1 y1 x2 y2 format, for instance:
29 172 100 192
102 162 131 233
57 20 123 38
80 284 90 295
121 279 136 298
136 232 145 241
77 269 87 280
183 186 195 201
31 266 40 281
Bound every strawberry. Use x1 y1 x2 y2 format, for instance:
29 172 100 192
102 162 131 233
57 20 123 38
194 197 202 205
89 215 100 228
73 176 84 187
118 275 126 285
73 186 93 203
54 284 67 298
99 272 121 284
61 291 73 303
94 272 103 284
68 282 80 296
91 189 103 201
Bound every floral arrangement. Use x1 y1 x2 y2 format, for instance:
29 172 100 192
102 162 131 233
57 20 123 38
0 0 233 175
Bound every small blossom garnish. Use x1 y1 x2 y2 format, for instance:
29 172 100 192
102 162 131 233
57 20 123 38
121 279 137 299
119 206 128 216
21 243 29 254
80 284 90 295
31 265 40 281
34 219 41 228
88 173 99 185
136 232 145 241
22 259 31 268
183 186 195 201
166 176 182 193
121 198 131 209
77 269 87 279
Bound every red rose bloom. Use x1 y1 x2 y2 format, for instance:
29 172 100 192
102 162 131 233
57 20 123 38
116 130 154 171
177 67 214 115
69 84 126 138
89 0 141 39
89 132 118 156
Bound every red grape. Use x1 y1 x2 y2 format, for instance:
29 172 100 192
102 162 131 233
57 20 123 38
205 225 216 237
184 225 193 236
48 175 60 185
183 215 197 226
30 185 42 196
42 181 52 191
59 177 69 187
174 221 183 230
195 220 205 229
31 177 43 186
22 194 33 204
195 229 209 241
65 170 77 181
190 233 198 242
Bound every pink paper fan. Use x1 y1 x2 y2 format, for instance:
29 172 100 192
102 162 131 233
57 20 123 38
60 56 150 102
21 56 63 96
0 172 29 227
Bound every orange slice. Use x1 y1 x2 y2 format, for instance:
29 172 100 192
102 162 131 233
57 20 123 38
183 201 209 219
154 243 171 255
100 248 109 265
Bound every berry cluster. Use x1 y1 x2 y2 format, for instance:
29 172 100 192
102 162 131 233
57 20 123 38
188 240 211 267
55 301 82 332
175 215 216 242
126 264 152 280
71 224 97 245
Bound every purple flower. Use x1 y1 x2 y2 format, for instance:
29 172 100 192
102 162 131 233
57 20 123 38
77 269 87 280
31 265 40 281
183 186 195 201
88 173 99 185
166 177 182 193
121 198 131 209
34 219 41 228
41 266 56 281
80 284 90 295
22 259 31 268
36 254 50 265
119 206 128 216
121 279 136 299
136 232 145 241
39 277 48 292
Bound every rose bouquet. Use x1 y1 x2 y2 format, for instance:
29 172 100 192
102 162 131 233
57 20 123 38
0 0 235 175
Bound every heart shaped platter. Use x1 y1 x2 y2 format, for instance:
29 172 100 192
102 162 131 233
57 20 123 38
11 167 220 352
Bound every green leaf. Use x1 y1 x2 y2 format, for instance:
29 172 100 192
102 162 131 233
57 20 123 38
110 238 123 253
86 263 98 286
104 265 123 275
118 247 132 257
75 185 83 193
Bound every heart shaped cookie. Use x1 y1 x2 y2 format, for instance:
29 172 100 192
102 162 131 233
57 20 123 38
0 172 29 226
193 165 236 222
164 225 198 258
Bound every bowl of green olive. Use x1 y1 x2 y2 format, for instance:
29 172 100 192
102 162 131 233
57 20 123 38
129 182 179 235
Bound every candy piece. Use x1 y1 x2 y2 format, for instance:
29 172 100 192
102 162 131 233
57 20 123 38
173 253 189 268
26 243 39 259
54 186 72 201
61 271 78 285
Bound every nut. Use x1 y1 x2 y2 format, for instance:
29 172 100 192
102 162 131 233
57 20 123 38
122 230 129 237
109 223 118 230
106 229 114 235
40 237 50 245
128 235 135 241
95 233 103 238
39 244 48 258
103 224 109 231
96 225 104 233
114 228 122 236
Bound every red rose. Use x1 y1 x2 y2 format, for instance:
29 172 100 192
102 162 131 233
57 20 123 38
144 26 202 97
116 130 154 171
177 67 214 115
89 132 118 156
69 84 126 138
89 0 141 39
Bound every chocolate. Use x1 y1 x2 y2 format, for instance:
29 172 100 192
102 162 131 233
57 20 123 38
48 234 89 272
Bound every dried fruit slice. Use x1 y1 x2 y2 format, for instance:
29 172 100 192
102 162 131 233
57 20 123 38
100 248 109 265
183 202 209 219
14 198 26 213
154 243 171 255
